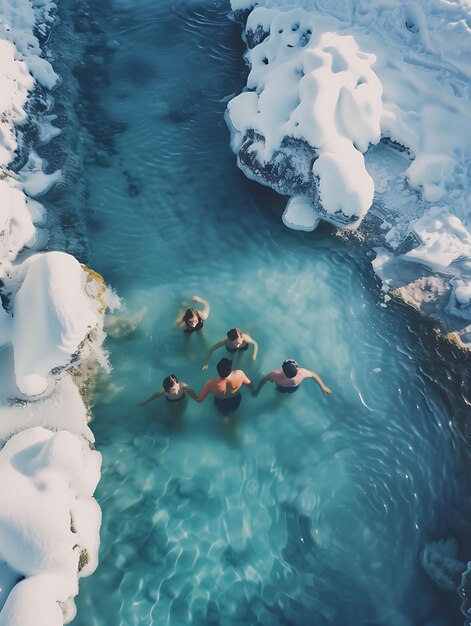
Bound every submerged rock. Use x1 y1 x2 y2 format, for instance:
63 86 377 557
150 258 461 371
421 539 465 592
104 306 147 339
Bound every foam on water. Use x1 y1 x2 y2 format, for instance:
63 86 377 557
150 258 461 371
72 1 470 624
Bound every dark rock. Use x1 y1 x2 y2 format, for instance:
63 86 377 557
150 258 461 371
245 24 270 49
234 130 359 228
228 8 252 26
78 548 89 572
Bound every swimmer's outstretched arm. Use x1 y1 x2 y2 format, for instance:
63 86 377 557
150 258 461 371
202 339 225 371
182 382 197 401
192 295 210 320
245 334 259 361
310 371 332 395
196 380 213 403
138 387 165 407
252 375 268 396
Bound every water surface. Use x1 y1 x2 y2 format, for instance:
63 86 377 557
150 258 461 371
70 1 471 624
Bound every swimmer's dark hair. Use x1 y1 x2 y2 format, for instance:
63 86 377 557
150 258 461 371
227 328 242 341
183 308 200 323
282 359 298 379
217 358 233 378
163 374 178 392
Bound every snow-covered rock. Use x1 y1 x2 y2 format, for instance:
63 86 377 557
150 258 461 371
228 0 471 338
0 1 107 623
11 252 103 397
227 10 382 228
0 427 101 626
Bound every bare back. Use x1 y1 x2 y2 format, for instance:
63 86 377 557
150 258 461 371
197 370 251 402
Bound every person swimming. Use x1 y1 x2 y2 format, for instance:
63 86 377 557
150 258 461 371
202 327 258 371
196 357 252 415
253 359 332 396
138 374 197 406
176 295 210 333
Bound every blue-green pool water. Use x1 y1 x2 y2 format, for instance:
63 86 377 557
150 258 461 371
69 1 470 624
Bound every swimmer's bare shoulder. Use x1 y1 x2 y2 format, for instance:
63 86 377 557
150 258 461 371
233 370 252 387
181 382 197 400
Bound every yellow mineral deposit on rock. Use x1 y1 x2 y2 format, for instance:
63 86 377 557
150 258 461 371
443 331 468 351
81 264 107 315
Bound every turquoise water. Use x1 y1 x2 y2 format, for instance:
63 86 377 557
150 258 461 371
69 1 471 624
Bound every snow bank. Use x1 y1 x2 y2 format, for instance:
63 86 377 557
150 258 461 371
0 182 38 262
0 0 59 89
0 0 61 266
0 427 101 626
0 253 106 623
0 0 108 623
228 0 471 337
0 364 95 443
0 39 34 166
11 252 102 397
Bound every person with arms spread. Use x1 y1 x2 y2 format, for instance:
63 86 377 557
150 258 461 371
202 327 258 371
138 374 196 406
253 359 332 396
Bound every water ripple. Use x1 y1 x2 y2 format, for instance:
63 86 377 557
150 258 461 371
72 1 471 625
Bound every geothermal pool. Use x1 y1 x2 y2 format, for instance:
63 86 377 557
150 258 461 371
71 1 469 624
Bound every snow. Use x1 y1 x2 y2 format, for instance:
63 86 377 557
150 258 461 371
282 195 319 231
313 149 374 223
448 278 471 321
0 427 101 626
0 0 58 89
20 152 62 198
0 181 38 262
11 252 102 397
0 244 107 623
227 13 383 226
0 360 95 443
229 0 471 332
0 0 106 622
406 208 471 269
454 280 471 308
36 115 61 145
0 40 34 166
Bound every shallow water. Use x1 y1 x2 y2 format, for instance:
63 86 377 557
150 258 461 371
70 1 471 624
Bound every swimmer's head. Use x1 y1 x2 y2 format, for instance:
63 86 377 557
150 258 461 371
183 308 200 328
217 358 233 378
282 359 298 378
227 327 243 346
163 374 180 394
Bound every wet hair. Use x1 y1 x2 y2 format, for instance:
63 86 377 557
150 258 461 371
183 308 200 324
163 374 179 392
227 328 242 341
217 358 233 378
282 359 298 379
